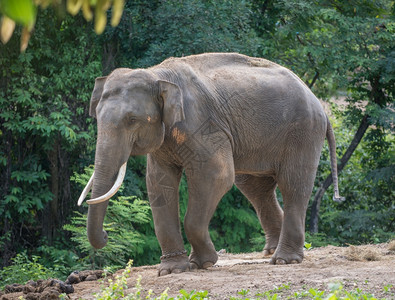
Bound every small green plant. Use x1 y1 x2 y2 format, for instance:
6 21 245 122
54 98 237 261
383 284 393 293
0 252 56 289
94 261 209 300
308 287 325 298
230 289 251 300
304 242 312 250
178 289 209 299
238 289 250 297
273 283 291 292
95 260 143 300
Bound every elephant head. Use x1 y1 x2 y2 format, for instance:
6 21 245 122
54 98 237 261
77 69 184 249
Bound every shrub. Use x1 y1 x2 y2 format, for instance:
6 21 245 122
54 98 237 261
0 252 56 289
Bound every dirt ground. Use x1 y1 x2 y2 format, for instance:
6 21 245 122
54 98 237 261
1 243 395 299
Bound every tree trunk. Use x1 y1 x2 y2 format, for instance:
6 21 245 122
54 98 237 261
309 114 370 233
43 140 60 244
1 131 14 267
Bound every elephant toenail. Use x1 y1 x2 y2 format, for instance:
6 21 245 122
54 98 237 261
159 269 170 276
190 262 199 270
202 262 214 269
290 260 299 264
276 258 287 265
172 268 183 274
263 249 276 256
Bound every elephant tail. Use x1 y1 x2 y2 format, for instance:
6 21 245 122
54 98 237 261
326 116 346 203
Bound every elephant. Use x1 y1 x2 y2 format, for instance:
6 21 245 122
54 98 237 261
78 53 344 276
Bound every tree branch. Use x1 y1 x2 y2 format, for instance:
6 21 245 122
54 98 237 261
296 33 320 89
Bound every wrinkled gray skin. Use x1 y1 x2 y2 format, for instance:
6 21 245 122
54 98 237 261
86 53 342 276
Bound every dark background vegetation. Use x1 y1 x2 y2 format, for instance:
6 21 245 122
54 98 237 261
0 0 394 284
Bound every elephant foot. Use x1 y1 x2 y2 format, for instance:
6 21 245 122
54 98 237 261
269 247 304 265
158 253 190 276
189 249 218 270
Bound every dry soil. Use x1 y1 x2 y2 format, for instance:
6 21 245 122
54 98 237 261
2 243 395 299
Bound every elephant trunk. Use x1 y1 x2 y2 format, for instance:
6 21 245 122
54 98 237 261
86 163 117 249
87 200 109 249
84 153 128 249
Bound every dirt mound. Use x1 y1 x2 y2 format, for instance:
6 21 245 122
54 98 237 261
0 270 104 300
1 243 395 299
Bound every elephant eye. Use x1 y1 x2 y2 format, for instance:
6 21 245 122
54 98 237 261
129 117 137 124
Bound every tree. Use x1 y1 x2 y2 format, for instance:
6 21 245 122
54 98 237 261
0 9 101 266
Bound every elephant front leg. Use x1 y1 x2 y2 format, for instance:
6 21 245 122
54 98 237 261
146 155 189 276
184 153 235 270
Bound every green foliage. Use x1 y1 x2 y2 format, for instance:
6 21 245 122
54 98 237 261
66 163 159 269
304 232 339 248
0 0 36 26
64 196 159 270
36 242 81 280
0 7 101 264
231 282 385 300
177 175 262 254
94 260 209 299
0 252 56 289
135 0 261 67
95 260 134 300
315 112 395 245
93 260 166 300
94 274 391 300
209 186 262 253
100 0 261 69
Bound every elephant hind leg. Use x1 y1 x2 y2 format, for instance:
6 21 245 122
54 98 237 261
271 159 320 265
235 174 283 256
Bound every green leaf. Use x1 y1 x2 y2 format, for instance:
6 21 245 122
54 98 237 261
4 194 19 204
0 0 36 27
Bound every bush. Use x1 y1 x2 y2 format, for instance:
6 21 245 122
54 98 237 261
0 252 56 289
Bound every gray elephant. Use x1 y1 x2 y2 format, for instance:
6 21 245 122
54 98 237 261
78 53 344 276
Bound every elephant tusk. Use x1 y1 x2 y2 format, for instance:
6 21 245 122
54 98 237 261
86 162 127 205
77 171 95 206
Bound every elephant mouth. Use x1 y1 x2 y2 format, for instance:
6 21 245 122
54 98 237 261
77 162 127 206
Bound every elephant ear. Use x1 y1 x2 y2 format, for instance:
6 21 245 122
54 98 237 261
89 76 107 118
158 80 185 128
